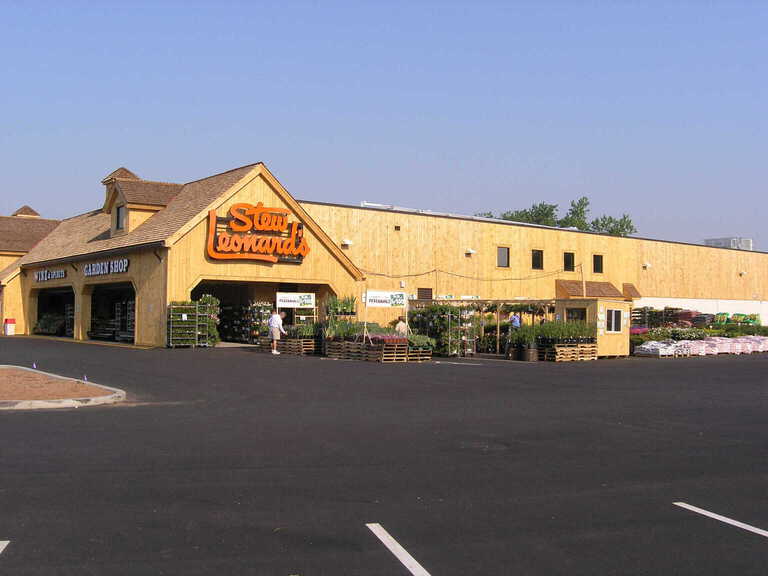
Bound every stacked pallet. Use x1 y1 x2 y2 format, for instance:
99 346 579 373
366 342 409 363
325 341 366 360
538 343 598 362
407 348 433 363
258 337 318 355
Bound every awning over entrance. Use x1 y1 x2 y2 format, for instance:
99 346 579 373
556 279 624 299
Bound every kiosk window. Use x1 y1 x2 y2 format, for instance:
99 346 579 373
606 309 622 333
566 308 587 322
531 250 544 270
497 247 510 268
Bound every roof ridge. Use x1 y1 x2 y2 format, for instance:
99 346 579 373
0 215 60 223
114 178 183 186
181 162 262 187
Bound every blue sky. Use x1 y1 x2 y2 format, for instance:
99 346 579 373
1 1 765 247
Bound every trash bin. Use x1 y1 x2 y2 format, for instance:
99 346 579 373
3 318 16 336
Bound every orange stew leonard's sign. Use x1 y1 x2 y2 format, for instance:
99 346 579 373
207 203 310 263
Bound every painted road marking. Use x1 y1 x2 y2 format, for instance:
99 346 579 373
674 502 768 539
0 541 9 555
434 361 483 366
366 523 432 576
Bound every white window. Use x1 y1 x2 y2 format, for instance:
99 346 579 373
606 309 622 333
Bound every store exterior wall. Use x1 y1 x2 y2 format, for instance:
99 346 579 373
0 252 24 271
166 171 363 315
301 202 768 311
0 273 25 333
16 248 167 346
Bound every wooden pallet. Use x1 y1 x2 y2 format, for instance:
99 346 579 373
366 343 409 363
407 348 433 363
325 341 366 360
539 343 598 362
258 337 317 355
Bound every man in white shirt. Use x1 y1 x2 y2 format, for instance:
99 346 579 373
268 310 287 355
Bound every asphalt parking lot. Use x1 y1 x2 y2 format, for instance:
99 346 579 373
2 337 768 575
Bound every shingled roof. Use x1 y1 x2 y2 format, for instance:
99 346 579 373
11 205 40 217
102 167 139 182
0 215 59 253
114 179 183 207
556 279 625 299
2 164 259 273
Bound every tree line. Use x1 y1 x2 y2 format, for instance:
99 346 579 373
476 197 637 237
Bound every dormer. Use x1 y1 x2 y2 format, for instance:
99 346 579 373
101 167 182 236
11 205 42 218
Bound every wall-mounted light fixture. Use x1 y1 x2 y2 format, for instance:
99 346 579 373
340 239 353 248
642 262 652 270
739 271 747 277
465 248 477 256
399 280 406 289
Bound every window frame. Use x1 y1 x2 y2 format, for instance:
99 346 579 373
531 249 544 271
593 253 604 274
115 205 126 231
496 246 510 268
563 251 575 272
606 309 622 333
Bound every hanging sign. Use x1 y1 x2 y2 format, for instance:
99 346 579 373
84 258 130 277
276 292 316 308
207 203 310 263
365 291 407 308
34 269 67 282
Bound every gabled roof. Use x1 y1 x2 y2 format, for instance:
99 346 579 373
622 283 642 299
556 279 624 299
0 215 59 253
114 179 183 207
11 205 40 217
5 165 257 273
3 162 365 283
102 167 139 183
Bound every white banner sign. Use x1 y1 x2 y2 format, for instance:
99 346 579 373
365 291 407 308
276 292 316 308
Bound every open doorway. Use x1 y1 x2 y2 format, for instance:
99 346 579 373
35 287 75 337
89 282 136 342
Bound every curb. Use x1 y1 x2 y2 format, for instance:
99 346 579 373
0 365 126 411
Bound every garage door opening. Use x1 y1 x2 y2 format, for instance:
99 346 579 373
191 281 327 344
35 287 75 337
89 283 136 343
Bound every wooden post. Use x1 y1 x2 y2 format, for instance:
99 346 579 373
581 262 587 297
496 305 501 355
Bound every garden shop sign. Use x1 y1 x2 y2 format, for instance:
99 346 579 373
207 203 310 263
83 258 130 277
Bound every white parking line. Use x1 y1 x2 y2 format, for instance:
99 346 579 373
366 523 432 576
674 502 768 538
0 541 9 555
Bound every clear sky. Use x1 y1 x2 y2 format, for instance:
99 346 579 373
1 1 765 247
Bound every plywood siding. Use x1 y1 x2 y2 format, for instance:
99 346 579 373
301 202 768 303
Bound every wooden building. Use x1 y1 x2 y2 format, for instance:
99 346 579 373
1 162 766 355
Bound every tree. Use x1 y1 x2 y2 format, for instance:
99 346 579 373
500 202 559 227
589 214 637 236
477 197 638 236
557 196 591 231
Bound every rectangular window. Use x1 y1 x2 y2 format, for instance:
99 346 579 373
531 249 544 270
606 309 622 333
563 252 575 272
593 254 604 274
115 205 125 230
417 287 433 300
497 246 510 268
566 308 587 322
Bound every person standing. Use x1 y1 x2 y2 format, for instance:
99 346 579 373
394 316 408 336
511 313 521 330
268 310 287 355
